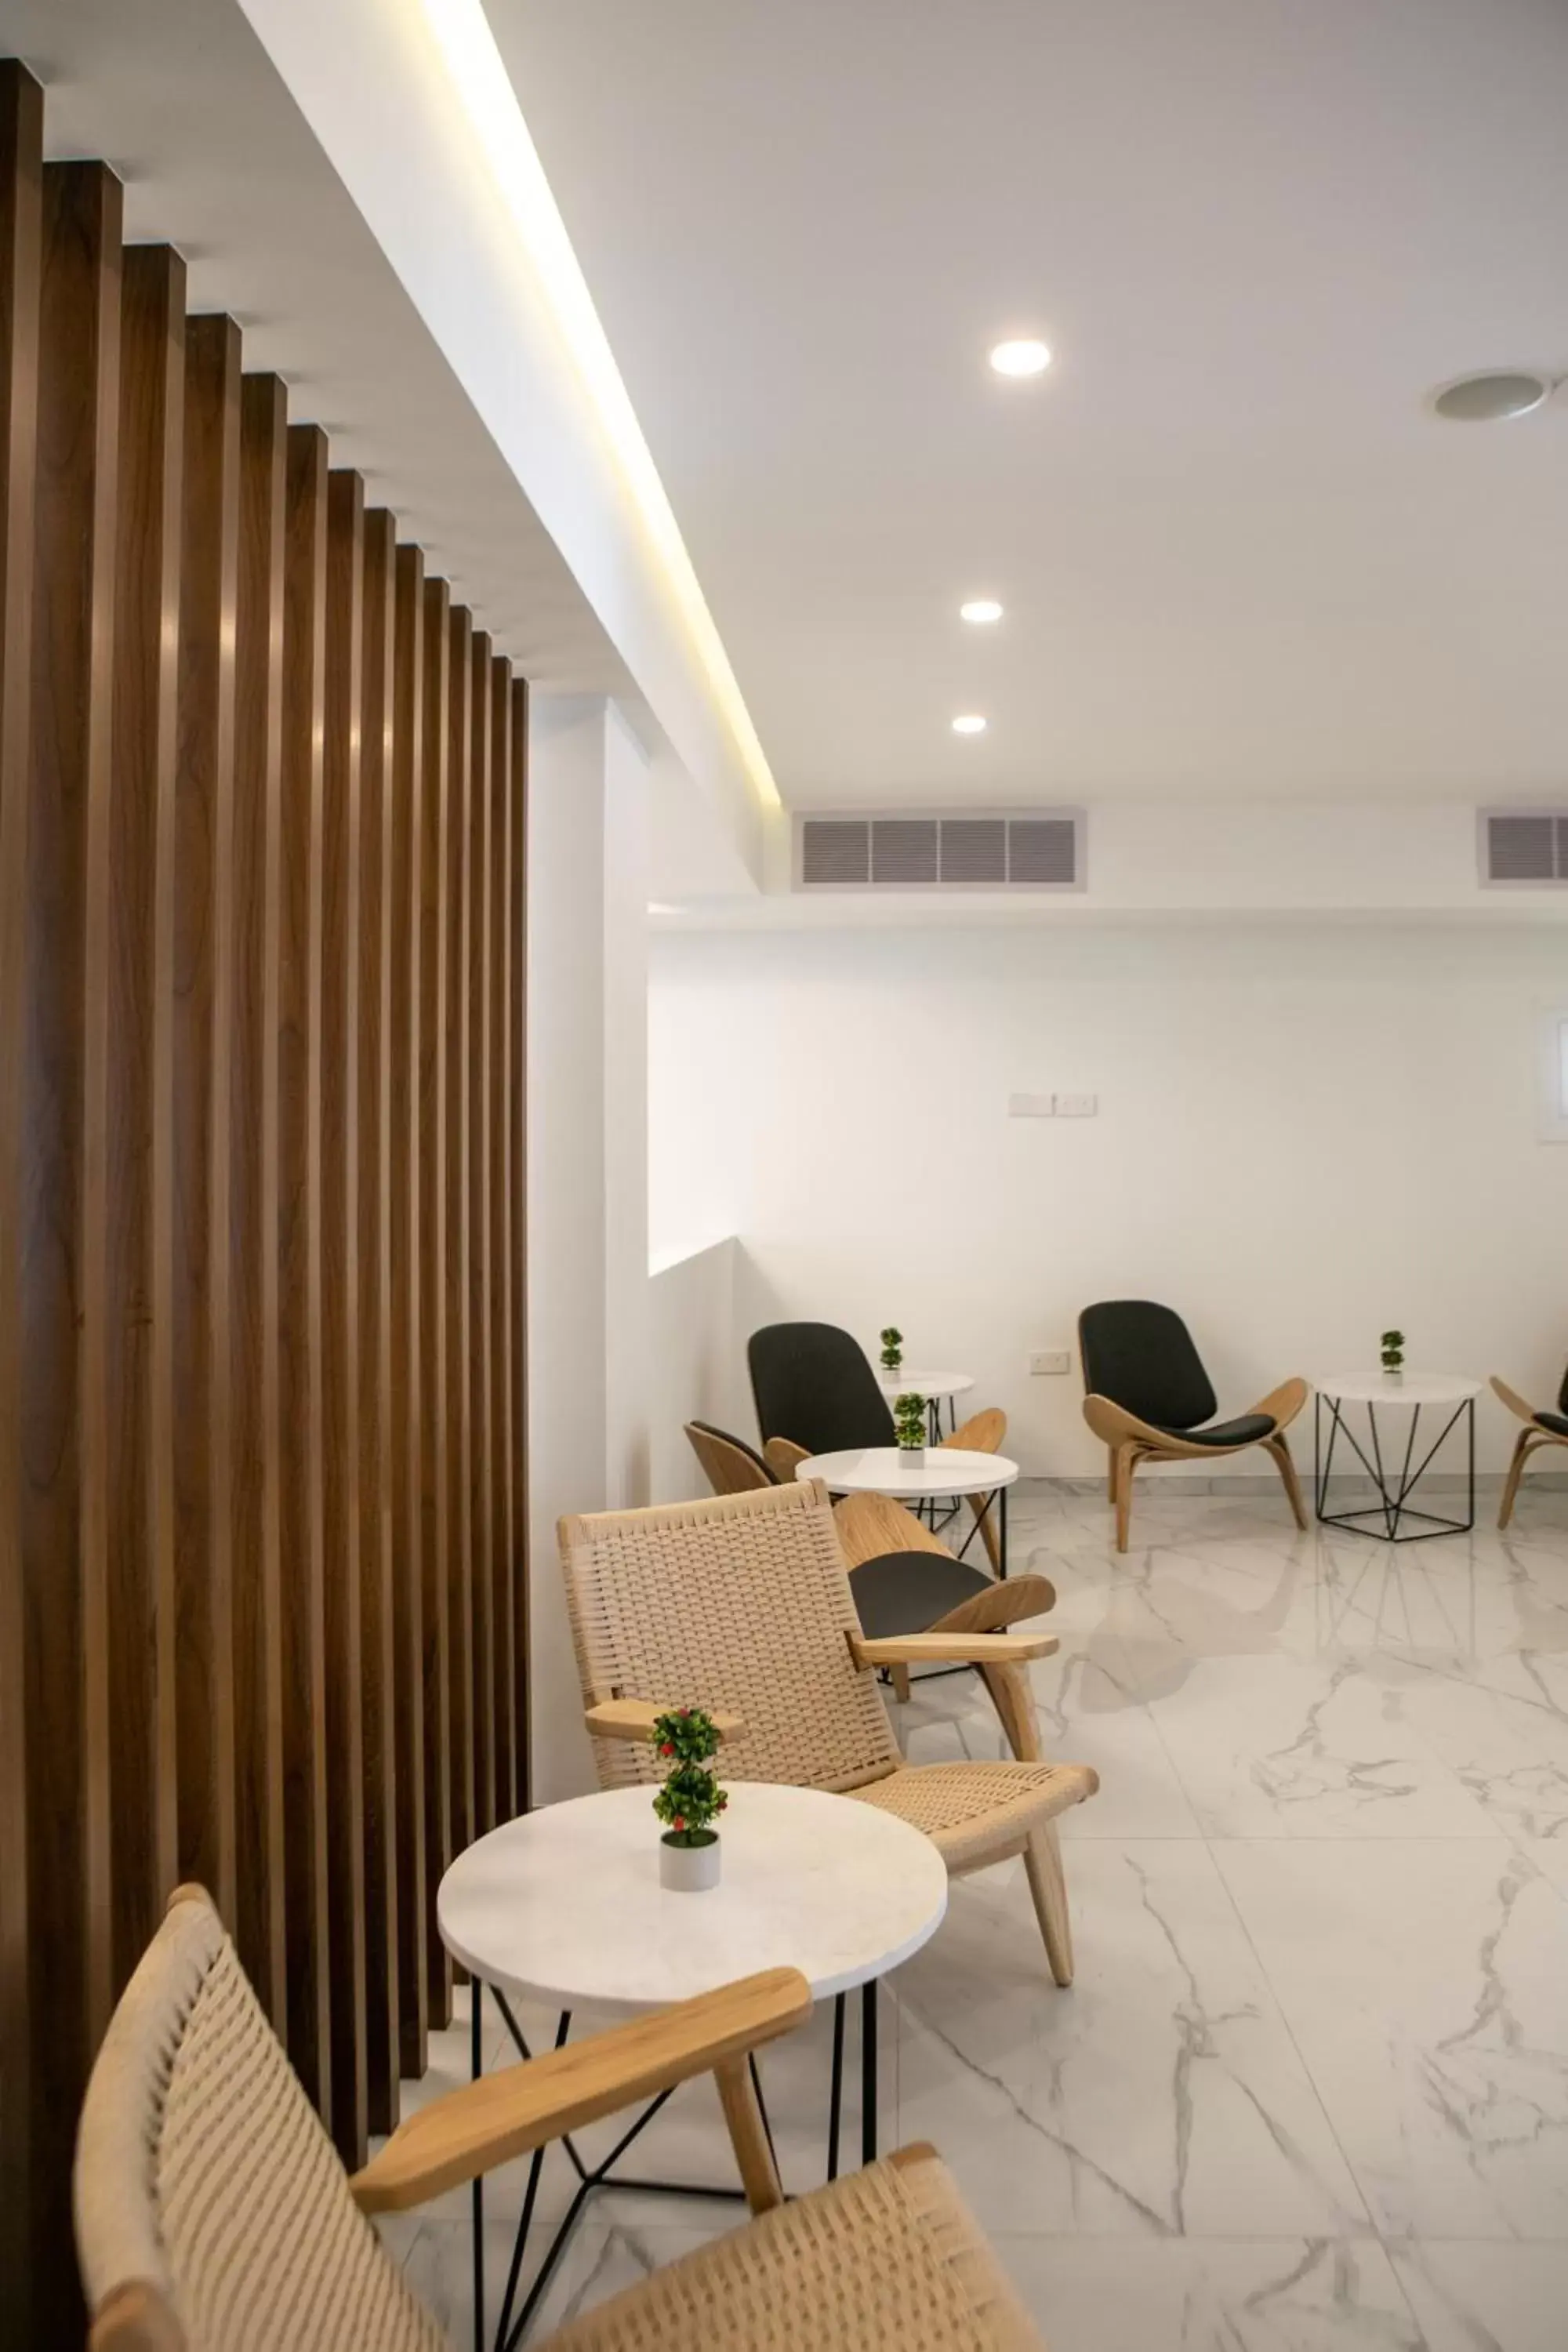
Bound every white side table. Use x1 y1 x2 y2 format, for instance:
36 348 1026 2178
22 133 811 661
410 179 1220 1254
1312 1373 1481 1541
439 1783 946 2350
796 1445 1018 1576
874 1368 975 1439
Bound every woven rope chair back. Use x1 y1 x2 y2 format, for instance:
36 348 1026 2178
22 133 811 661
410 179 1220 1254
559 1479 902 1794
75 1888 448 2352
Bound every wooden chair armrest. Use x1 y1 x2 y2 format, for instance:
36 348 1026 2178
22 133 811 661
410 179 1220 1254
1491 1374 1537 1424
583 1699 743 1744
350 1969 810 2214
1247 1376 1308 1431
763 1436 810 1481
1082 1393 1166 1451
848 1629 1058 1669
941 1406 1006 1454
928 1570 1056 1633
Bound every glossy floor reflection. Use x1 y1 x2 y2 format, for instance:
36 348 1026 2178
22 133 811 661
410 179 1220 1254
383 1479 1568 2349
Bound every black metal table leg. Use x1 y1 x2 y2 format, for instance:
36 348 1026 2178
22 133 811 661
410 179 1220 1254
471 1980 485 2352
826 1992 845 2181
1314 1392 1476 1542
861 1980 877 2164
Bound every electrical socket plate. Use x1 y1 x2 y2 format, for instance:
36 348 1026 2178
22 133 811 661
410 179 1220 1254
1054 1092 1098 1116
1029 1349 1072 1375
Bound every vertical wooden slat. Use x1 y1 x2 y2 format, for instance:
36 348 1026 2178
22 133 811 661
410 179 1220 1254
22 154 121 2345
467 630 495 1838
173 310 240 1922
445 602 474 1870
488 658 514 1823
419 576 454 2017
322 468 366 2164
391 545 430 2066
510 678 529 1812
0 61 42 2330
232 373 288 2030
107 243 183 1991
279 422 331 2120
358 507 399 2129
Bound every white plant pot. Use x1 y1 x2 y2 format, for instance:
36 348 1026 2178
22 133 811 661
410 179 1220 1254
895 1443 926 1475
659 1834 721 1893
1381 1369 1404 1386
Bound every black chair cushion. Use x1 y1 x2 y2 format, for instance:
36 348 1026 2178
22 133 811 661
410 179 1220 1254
1534 1410 1568 1439
1155 1412 1275 1450
748 1321 895 1454
1079 1300 1218 1430
848 1551 994 1642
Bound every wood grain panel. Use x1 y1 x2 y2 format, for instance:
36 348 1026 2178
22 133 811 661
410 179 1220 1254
358 506 399 2129
419 576 454 2019
467 630 494 1837
510 678 529 1810
231 372 288 2031
322 467 366 2165
488 658 514 1822
279 422 331 2121
173 310 240 1924
24 154 121 2344
0 60 41 2329
107 243 183 1993
390 544 430 2067
444 602 474 1871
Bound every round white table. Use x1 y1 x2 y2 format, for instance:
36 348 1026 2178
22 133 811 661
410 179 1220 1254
797 1444 1018 1577
1312 1373 1482 1541
440 1784 946 2350
874 1369 974 1439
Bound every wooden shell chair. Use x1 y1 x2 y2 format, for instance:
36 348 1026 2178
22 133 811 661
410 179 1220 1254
1493 1373 1568 1526
560 1479 1098 1986
748 1321 1009 1570
684 1425 1054 1710
1078 1299 1308 1554
76 1886 1047 2352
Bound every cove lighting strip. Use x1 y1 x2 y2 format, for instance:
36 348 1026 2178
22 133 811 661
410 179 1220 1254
421 0 780 812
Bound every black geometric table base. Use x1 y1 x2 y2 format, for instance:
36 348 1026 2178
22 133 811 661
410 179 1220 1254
471 1977 878 2352
1313 1391 1475 1542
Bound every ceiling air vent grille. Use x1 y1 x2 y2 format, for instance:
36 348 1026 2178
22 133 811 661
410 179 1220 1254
796 809 1084 893
1480 811 1568 886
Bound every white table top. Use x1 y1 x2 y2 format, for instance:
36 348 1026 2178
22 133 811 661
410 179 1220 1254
875 1369 975 1402
797 1445 1018 1499
1315 1372 1483 1407
437 1782 948 2013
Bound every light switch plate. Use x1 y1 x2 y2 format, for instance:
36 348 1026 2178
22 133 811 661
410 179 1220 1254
1053 1092 1098 1117
1029 1349 1072 1375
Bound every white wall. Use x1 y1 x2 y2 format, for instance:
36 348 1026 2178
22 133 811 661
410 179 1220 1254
649 920 1568 1475
647 1239 757 1504
527 695 650 1804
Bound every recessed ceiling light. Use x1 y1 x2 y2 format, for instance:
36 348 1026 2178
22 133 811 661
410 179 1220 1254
952 714 987 735
960 598 1004 625
989 338 1051 378
1432 369 1552 422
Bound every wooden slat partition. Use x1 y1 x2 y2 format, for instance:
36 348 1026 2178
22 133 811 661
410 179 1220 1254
0 73 532 2333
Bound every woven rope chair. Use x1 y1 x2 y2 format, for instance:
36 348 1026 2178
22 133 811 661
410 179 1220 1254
76 1887 1046 2352
558 1480 1098 1986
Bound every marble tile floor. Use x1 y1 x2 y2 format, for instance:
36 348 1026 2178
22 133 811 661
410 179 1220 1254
379 1479 1568 2350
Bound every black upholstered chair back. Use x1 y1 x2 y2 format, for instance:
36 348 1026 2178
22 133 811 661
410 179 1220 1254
1559 1361 1568 1418
748 1321 895 1454
1078 1300 1218 1432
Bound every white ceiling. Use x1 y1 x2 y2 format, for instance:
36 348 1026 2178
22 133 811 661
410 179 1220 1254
1 0 630 696
490 0 1568 808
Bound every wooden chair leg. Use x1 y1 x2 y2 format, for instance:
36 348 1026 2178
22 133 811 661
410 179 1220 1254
891 1663 913 1706
978 1659 1040 1763
1266 1432 1308 1530
967 1493 1002 1574
714 2053 785 2213
1113 1446 1135 1552
1106 1445 1118 1503
1023 1820 1073 1987
1498 1428 1533 1530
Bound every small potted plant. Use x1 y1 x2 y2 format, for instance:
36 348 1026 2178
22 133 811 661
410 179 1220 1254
652 1706 728 1892
1380 1330 1406 1385
893 1390 927 1465
880 1326 904 1372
